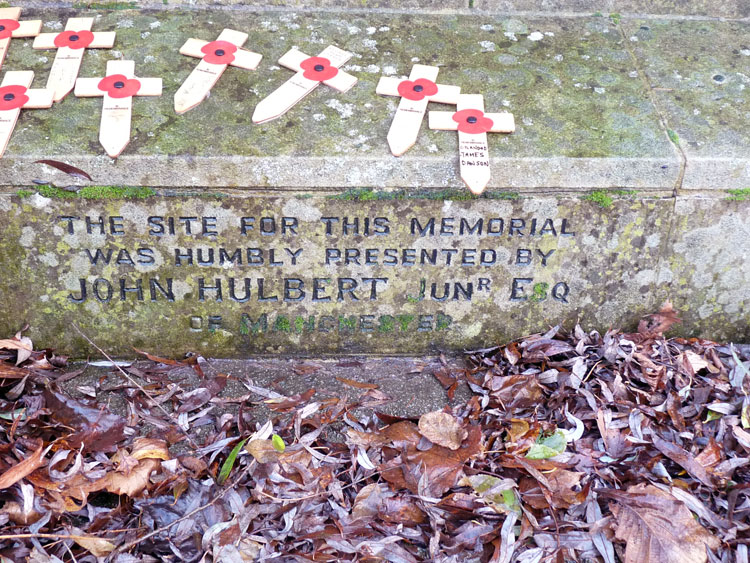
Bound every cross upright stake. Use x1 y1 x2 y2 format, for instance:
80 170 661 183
429 94 515 195
0 8 42 72
74 60 162 158
0 70 53 158
33 17 116 102
376 64 460 156
174 28 262 114
252 45 357 124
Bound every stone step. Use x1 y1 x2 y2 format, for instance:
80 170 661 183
4 6 747 190
0 4 748 357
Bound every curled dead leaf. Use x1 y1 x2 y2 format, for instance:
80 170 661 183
245 439 280 463
418 411 467 451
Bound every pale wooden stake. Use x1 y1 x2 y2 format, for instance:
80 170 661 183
0 8 42 72
376 64 460 156
33 17 116 102
0 70 53 157
252 45 357 124
174 28 261 114
74 60 162 158
428 94 514 195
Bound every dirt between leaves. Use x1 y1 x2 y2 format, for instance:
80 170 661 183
0 302 748 562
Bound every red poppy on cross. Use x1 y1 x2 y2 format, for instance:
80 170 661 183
0 8 42 73
429 94 515 195
174 29 262 114
32 18 116 102
75 60 163 158
252 45 357 124
0 71 53 158
376 64 461 156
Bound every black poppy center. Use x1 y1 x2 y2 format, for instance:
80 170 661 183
114 81 125 89
69 34 79 41
314 64 325 72
467 116 478 124
215 49 225 56
3 93 14 101
0 25 6 32
413 84 424 92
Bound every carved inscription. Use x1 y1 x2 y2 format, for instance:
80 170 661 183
54 210 575 337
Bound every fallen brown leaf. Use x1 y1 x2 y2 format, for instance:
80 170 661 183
418 411 467 450
605 483 720 563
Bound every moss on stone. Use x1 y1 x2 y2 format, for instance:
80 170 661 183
78 186 156 199
31 185 156 200
531 282 549 302
37 185 77 199
727 188 750 201
609 13 622 24
583 189 637 208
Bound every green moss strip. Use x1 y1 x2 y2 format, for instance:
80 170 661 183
726 188 750 201
20 185 156 200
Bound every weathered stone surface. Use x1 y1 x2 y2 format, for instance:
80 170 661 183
553 0 749 18
0 8 678 190
623 19 750 190
658 195 750 343
0 189 719 357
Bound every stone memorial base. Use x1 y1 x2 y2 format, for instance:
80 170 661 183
0 3 748 356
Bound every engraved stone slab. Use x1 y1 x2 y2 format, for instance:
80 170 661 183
0 192 687 356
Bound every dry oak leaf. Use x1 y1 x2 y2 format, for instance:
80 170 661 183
418 410 468 450
607 483 720 563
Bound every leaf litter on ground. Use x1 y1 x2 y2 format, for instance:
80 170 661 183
0 302 747 561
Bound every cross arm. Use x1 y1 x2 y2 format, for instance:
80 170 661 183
428 111 459 131
376 76 460 104
278 46 356 93
74 78 162 97
0 7 20 19
23 88 54 108
179 37 209 58
486 113 516 133
12 20 42 38
34 16 95 48
277 48 308 72
32 33 61 49
375 76 403 97
1 70 32 88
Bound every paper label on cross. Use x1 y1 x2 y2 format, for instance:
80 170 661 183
0 70 53 158
75 60 162 158
376 64 460 157
174 28 262 114
0 8 42 73
252 45 357 124
429 94 515 195
32 17 116 102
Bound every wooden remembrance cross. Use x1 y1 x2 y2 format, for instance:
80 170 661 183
376 64 460 156
174 28 262 114
252 45 357 124
33 18 116 102
75 60 162 158
0 7 42 72
0 71 53 157
429 94 515 195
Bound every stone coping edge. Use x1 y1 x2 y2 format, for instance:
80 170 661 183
0 155 683 191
